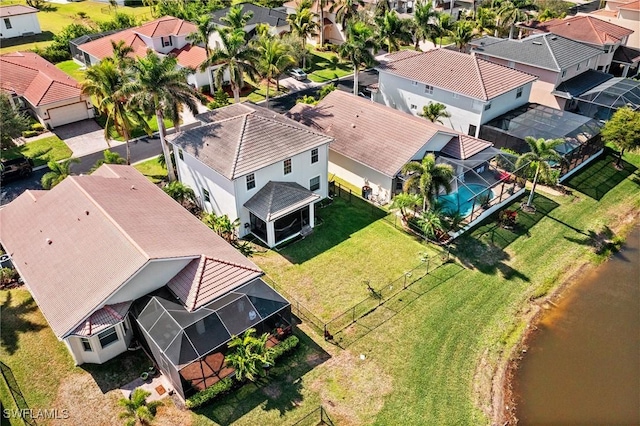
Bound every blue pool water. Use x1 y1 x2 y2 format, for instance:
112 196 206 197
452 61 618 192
437 184 493 217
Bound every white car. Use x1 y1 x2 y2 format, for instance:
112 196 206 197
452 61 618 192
289 68 307 81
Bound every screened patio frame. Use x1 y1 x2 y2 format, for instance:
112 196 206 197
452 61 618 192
575 78 640 121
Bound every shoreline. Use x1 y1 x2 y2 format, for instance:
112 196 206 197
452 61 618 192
489 208 640 426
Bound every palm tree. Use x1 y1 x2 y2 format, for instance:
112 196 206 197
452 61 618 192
187 15 217 56
338 21 377 96
412 0 440 50
225 328 274 382
220 4 254 36
118 388 162 426
331 0 365 28
401 153 454 211
318 0 333 45
201 29 259 104
472 7 497 36
90 149 126 173
41 158 80 189
431 13 453 47
515 136 563 208
451 20 474 52
390 193 423 222
420 102 451 124
163 180 196 205
254 35 295 108
417 208 446 240
376 10 413 53
125 50 202 182
202 212 241 243
287 4 318 68
496 1 529 39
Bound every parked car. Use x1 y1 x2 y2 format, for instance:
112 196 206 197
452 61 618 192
289 68 307 81
0 156 34 182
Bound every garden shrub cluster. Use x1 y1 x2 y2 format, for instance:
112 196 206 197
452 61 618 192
271 335 299 360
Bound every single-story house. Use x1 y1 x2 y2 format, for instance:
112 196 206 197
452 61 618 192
0 5 41 40
168 102 333 248
0 165 292 400
0 51 94 129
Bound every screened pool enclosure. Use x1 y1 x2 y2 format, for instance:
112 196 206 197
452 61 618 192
574 78 640 121
133 279 292 399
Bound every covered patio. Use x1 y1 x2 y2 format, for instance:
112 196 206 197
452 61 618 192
244 181 320 248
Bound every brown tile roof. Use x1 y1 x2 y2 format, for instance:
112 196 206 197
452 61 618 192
171 44 207 69
287 91 494 177
590 9 620 17
527 16 634 46
441 135 493 160
169 103 333 179
613 45 640 63
0 52 82 106
70 302 132 337
0 5 38 17
618 0 640 10
377 49 537 101
0 165 262 339
380 50 423 62
134 16 196 37
79 28 149 61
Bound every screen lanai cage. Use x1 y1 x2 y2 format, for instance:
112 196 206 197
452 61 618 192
132 279 292 399
574 78 640 121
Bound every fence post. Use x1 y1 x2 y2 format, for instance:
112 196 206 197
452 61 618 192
352 306 355 324
349 189 352 202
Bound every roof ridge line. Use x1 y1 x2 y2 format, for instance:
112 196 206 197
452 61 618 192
543 35 561 71
472 56 489 101
204 256 263 273
103 304 124 321
587 16 606 45
190 256 207 311
231 114 250 179
252 111 333 140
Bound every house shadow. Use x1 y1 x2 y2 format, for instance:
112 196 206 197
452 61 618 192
0 291 46 355
0 31 54 49
194 329 330 426
564 149 637 200
81 350 153 394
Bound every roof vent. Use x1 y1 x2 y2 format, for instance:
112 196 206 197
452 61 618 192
532 41 542 45
351 123 356 128
131 185 136 190
550 36 557 40
46 238 52 245
355 114 359 117
85 210 89 215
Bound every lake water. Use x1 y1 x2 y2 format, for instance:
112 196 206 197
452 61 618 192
514 225 640 425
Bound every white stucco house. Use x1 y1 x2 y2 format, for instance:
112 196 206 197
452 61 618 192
587 0 640 50
0 5 41 40
73 16 213 89
373 49 538 137
168 103 333 248
0 51 95 129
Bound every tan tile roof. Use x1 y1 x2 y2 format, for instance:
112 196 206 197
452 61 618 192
618 0 640 9
590 9 620 17
0 52 82 106
528 16 634 45
287 91 494 177
0 5 38 17
70 302 132 337
377 49 537 101
134 15 196 37
0 165 262 339
79 28 149 61
171 44 207 69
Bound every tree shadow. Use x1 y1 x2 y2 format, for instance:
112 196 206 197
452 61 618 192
564 225 626 259
194 329 329 425
0 291 46 355
564 150 637 200
81 350 153 394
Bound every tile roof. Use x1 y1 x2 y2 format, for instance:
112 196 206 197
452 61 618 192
0 5 38 17
471 33 603 71
70 302 132 337
0 165 262 339
134 16 196 37
78 28 149 61
524 16 634 46
243 181 320 222
377 48 537 101
618 0 640 10
170 44 207 69
0 51 82 106
613 45 640 63
590 9 620 17
287 91 494 177
441 135 493 160
169 103 333 179
553 69 613 98
212 3 289 28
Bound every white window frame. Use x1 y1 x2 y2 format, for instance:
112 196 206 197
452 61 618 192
203 189 210 203
484 102 492 111
410 104 417 110
311 148 318 164
283 158 292 175
81 338 92 352
178 148 184 160
98 326 119 349
424 84 434 95
310 176 320 191
3 18 12 30
246 173 256 190
516 87 523 99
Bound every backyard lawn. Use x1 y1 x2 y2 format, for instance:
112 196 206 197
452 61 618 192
305 50 352 83
133 156 167 184
1 135 72 166
56 60 85 82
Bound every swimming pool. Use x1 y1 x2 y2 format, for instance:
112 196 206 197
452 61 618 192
436 184 493 217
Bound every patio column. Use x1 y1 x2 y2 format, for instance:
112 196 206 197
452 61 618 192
267 221 276 248
309 203 315 229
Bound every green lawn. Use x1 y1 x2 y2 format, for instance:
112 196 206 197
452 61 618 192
133 156 167 183
305 50 353 83
1 135 72 166
56 60 85 82
0 1 153 54
240 81 288 103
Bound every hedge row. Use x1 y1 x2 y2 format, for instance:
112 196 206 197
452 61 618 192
184 335 300 409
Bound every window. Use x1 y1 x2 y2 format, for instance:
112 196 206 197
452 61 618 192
452 93 460 99
161 36 172 47
98 327 119 349
178 149 184 160
283 158 292 175
411 81 418 86
246 173 255 190
468 124 477 136
310 176 320 191
484 103 492 111
81 338 92 352
577 63 581 71
424 84 434 95
410 104 417 110
516 87 523 99
3 19 11 29
311 148 318 164
203 189 210 203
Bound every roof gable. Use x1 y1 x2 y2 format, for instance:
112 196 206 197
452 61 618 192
134 16 196 37
528 16 634 45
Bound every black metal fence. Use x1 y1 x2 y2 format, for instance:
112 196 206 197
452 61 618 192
290 405 334 426
0 362 36 426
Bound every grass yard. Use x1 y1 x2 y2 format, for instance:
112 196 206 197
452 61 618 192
241 81 288 103
0 1 152 54
56 60 85 82
253 196 441 321
133 156 167 183
305 50 352 83
1 135 72 166
94 113 173 141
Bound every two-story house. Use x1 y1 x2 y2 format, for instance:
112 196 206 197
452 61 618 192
168 103 333 248
74 16 212 89
283 0 344 45
471 33 606 110
0 5 41 40
373 49 538 137
210 3 290 48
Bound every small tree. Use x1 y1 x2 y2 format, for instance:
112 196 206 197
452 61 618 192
600 107 640 168
41 158 80 189
417 209 446 240
402 153 454 211
118 388 162 426
420 102 451 124
202 212 240 243
163 181 196 206
90 149 126 173
390 193 422 222
225 328 274 382
515 137 563 208
0 93 31 149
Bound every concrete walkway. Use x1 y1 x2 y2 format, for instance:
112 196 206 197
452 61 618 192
120 372 173 403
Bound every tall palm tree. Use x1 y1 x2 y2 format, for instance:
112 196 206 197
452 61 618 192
331 0 365 28
287 4 318 68
496 1 529 39
516 137 563 207
187 15 217 56
338 21 377 96
118 388 162 426
41 158 80 189
412 0 440 50
376 10 413 53
402 153 454 211
451 20 474 51
431 13 453 47
125 50 202 182
225 328 274 382
254 35 295 108
201 29 259 104
420 102 451 124
220 4 254 35
472 7 497 36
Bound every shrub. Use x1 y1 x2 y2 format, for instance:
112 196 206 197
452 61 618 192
271 335 299 360
185 377 233 409
77 11 87 18
31 123 45 131
22 130 38 138
0 268 18 288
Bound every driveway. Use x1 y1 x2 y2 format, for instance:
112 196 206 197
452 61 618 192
53 119 123 158
278 76 323 92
